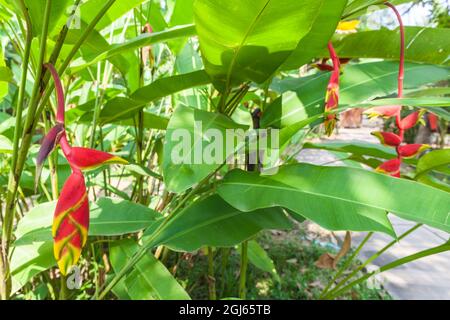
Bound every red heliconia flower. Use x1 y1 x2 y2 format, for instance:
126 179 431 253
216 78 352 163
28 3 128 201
52 170 88 275
428 113 439 131
376 158 401 177
36 63 128 275
398 144 430 158
324 42 340 136
59 134 128 171
364 105 401 119
371 131 402 147
399 111 422 130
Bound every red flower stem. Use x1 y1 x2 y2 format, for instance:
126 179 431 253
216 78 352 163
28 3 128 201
327 42 340 72
44 63 65 124
384 2 405 99
385 2 406 161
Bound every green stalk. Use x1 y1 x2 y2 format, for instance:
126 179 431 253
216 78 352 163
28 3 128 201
1 0 51 300
207 247 217 300
327 241 450 299
323 223 422 299
239 241 249 300
321 232 374 298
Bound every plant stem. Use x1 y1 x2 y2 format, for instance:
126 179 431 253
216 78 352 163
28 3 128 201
239 241 248 300
207 247 216 300
321 232 374 298
327 241 450 299
323 223 422 299
59 274 67 300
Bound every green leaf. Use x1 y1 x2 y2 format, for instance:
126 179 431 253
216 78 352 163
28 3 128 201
24 0 71 36
416 149 450 178
13 198 159 245
219 164 450 234
89 198 160 236
109 239 191 300
303 141 417 166
70 25 197 73
281 0 348 70
10 241 54 295
117 112 169 130
246 240 280 282
262 61 450 128
332 27 450 66
80 0 147 31
194 0 324 92
146 195 292 252
100 70 211 123
162 106 248 193
217 165 396 237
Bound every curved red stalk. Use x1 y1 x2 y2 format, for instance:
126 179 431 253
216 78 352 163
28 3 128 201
324 42 341 136
44 63 65 124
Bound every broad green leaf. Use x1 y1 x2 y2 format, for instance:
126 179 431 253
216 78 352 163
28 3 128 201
70 24 196 73
80 0 147 31
100 70 211 123
109 239 191 300
117 112 169 130
281 0 348 70
194 0 324 92
168 0 195 54
146 195 292 251
246 240 280 282
10 241 54 295
416 174 450 194
66 23 139 91
262 61 450 128
13 198 159 245
332 27 450 66
303 141 417 166
416 149 450 178
218 164 450 234
218 165 396 237
162 106 248 193
24 0 71 36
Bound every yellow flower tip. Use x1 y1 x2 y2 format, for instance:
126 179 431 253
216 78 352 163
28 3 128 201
337 20 360 31
55 244 81 276
110 156 129 166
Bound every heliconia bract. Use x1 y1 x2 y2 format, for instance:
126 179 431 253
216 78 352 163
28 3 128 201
376 158 401 177
52 170 89 275
36 63 128 275
399 111 422 130
398 144 430 158
323 42 340 136
371 131 402 147
364 105 401 119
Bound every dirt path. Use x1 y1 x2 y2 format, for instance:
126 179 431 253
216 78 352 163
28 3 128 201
297 125 450 300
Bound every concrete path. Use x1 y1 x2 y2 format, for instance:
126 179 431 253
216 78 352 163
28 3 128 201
297 125 450 300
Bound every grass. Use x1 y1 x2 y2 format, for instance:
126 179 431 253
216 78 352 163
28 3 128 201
172 224 392 300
